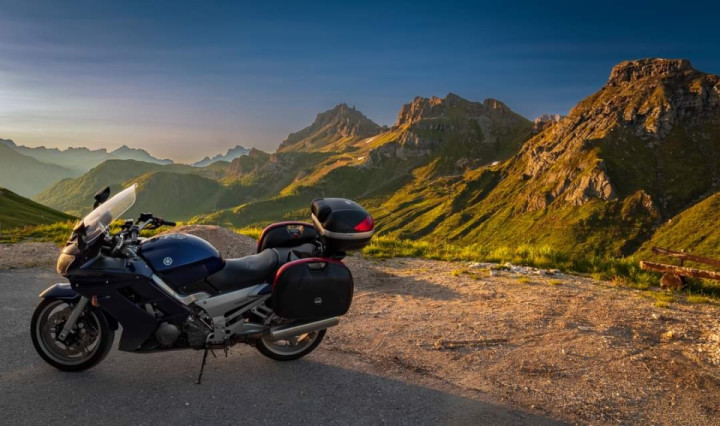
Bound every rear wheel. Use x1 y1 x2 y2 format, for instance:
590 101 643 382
31 298 114 371
255 329 326 361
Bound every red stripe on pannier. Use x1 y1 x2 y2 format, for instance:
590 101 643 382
272 257 345 289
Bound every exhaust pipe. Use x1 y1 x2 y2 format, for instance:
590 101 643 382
269 317 340 340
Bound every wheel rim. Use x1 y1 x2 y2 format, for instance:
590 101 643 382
35 300 102 366
261 331 321 356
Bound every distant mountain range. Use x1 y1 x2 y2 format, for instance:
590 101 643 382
5 57 720 262
192 145 251 167
0 139 175 196
0 139 172 175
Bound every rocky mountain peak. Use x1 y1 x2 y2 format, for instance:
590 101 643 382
607 58 695 86
309 103 366 128
518 58 720 219
365 93 531 173
395 93 517 128
278 104 381 152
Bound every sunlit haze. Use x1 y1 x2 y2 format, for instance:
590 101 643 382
1 0 719 163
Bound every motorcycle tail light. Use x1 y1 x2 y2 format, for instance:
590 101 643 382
354 215 374 232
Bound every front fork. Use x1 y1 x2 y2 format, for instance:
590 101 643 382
57 296 89 341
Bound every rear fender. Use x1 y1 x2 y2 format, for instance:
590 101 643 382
38 283 119 330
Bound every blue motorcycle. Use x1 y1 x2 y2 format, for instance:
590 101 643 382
30 184 374 382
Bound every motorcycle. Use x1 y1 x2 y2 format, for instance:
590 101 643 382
30 184 374 382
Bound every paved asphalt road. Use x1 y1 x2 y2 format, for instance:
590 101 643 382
0 268 560 425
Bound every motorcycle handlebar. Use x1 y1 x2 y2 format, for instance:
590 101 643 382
155 218 177 227
115 216 178 247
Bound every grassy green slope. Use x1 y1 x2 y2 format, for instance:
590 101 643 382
34 159 235 217
637 191 720 260
124 171 227 220
34 159 166 216
0 187 74 228
195 161 415 227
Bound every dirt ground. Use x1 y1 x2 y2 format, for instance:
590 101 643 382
4 225 720 424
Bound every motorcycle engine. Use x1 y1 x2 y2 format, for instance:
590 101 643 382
155 322 180 346
183 318 210 348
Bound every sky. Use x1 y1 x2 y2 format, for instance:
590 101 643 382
1 1 719 163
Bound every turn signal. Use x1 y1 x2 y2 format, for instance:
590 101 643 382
91 295 100 307
354 215 374 232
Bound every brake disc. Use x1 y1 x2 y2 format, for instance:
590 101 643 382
48 308 99 355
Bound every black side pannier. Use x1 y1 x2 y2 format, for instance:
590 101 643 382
272 258 353 320
311 198 374 253
256 221 318 253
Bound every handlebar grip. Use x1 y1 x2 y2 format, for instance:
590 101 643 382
164 220 177 227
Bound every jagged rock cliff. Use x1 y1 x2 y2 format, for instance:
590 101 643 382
366 93 532 174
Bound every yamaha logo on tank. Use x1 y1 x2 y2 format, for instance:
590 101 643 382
163 257 173 266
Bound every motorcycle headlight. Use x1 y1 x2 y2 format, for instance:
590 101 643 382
56 253 75 276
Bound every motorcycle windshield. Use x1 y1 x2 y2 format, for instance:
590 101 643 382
82 184 137 244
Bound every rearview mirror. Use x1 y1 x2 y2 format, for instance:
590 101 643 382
93 186 111 209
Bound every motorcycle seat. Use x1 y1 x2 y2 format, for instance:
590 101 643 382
206 243 317 292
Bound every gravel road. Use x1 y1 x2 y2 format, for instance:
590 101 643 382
0 267 557 425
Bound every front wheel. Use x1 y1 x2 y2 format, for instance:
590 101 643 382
31 298 114 371
255 329 326 361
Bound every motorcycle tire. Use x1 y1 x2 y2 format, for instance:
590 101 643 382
31 298 114 372
255 329 326 361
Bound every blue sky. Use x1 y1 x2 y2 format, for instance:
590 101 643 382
1 0 718 162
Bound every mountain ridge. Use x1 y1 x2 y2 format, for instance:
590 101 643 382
0 139 174 174
372 58 720 256
193 145 251 167
197 93 534 227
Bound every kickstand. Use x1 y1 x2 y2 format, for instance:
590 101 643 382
196 346 210 385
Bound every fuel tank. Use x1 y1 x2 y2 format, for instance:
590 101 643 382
139 233 224 292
